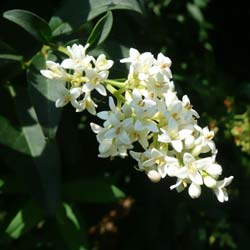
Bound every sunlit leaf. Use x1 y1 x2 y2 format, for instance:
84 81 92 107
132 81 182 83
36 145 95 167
3 9 52 42
0 115 29 155
87 0 144 20
56 0 144 28
56 203 89 250
0 89 62 215
5 200 43 239
27 51 62 139
87 11 113 46
49 16 73 37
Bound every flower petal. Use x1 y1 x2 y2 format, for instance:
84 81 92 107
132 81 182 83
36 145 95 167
189 171 203 185
95 84 107 96
172 140 183 152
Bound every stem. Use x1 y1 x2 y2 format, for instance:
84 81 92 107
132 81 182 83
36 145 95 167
106 84 126 103
46 42 71 57
104 79 126 88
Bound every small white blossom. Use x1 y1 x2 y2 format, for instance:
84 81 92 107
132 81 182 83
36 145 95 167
213 176 234 202
61 43 93 71
55 84 81 109
40 61 69 80
76 93 97 115
94 54 114 71
82 69 108 96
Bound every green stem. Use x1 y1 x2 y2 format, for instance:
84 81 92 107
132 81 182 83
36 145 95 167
104 79 126 88
106 84 126 103
46 43 70 56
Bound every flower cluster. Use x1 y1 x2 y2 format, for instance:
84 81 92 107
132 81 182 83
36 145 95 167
41 44 233 202
41 44 113 114
90 48 233 202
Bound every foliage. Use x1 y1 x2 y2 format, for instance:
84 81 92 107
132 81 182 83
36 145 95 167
0 0 249 250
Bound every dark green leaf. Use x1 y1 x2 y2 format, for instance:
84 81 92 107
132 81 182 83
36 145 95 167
56 0 144 29
3 9 52 42
15 91 62 215
87 0 144 21
0 39 16 53
49 16 73 37
63 179 125 203
0 115 29 155
56 203 89 250
27 51 62 139
5 200 43 239
0 176 26 193
87 11 113 46
0 89 62 215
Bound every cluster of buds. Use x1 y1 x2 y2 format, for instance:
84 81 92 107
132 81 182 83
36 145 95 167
41 44 233 202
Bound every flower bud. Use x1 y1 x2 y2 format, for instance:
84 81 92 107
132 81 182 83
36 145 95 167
191 145 202 156
147 170 161 183
188 183 201 198
204 176 217 188
206 164 222 177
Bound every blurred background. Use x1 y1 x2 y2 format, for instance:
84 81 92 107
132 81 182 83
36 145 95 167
0 0 250 249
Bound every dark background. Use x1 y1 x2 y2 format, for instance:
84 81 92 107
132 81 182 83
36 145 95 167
0 0 250 249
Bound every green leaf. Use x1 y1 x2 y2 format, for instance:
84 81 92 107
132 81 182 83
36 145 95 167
0 89 62 215
49 16 73 37
27 51 62 139
187 3 204 23
87 11 113 47
56 203 89 250
0 39 15 53
15 91 62 215
63 179 125 203
3 9 52 42
0 115 29 155
87 0 144 21
56 0 144 29
5 200 43 239
0 54 23 62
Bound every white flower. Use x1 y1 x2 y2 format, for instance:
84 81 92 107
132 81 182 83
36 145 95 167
182 95 200 119
127 89 158 133
158 118 193 152
121 48 155 81
147 72 174 98
194 125 216 154
61 43 93 71
92 97 134 158
55 84 82 109
76 93 97 115
130 148 179 180
93 54 114 71
149 52 172 78
40 61 69 80
82 69 108 96
175 153 204 186
120 48 140 63
213 176 234 202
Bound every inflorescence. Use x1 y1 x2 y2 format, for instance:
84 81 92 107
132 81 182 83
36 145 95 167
41 44 233 202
